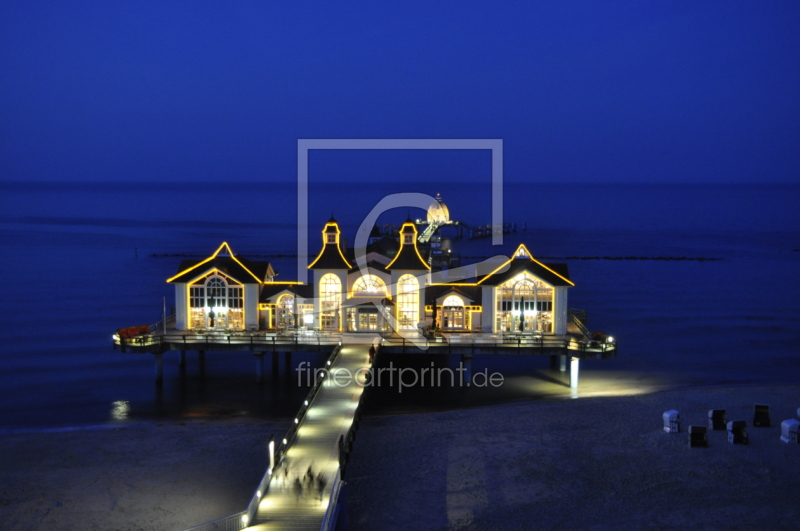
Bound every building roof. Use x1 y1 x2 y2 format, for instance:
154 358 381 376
167 242 273 284
348 260 388 273
385 222 431 270
365 235 399 259
308 220 352 270
341 297 394 308
476 244 573 287
425 284 483 305
259 283 314 302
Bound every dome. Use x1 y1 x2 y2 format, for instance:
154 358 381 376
427 193 450 224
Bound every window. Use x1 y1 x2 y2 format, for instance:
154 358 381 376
277 294 294 328
188 275 245 330
443 295 464 308
441 295 465 330
352 274 387 296
494 274 553 333
190 287 204 308
396 275 419 330
320 274 342 330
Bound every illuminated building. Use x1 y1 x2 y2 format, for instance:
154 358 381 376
168 205 574 336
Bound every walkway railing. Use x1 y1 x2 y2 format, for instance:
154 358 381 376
114 330 342 350
569 309 592 339
379 332 616 354
183 343 348 531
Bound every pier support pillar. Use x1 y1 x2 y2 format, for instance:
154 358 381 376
272 352 279 373
178 350 186 368
559 354 567 373
255 353 265 384
549 355 558 371
569 357 580 390
198 350 206 377
461 354 473 387
284 351 292 378
154 353 163 384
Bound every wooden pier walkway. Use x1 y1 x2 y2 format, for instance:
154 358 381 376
245 343 371 530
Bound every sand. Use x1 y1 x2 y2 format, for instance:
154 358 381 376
0 420 284 531
347 384 800 531
1 385 798 531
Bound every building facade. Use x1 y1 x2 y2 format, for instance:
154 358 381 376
169 219 573 336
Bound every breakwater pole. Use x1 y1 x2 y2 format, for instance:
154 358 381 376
461 354 473 386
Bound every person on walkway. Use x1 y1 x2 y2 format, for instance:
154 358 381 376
282 462 290 486
293 477 303 504
316 472 327 503
368 345 375 363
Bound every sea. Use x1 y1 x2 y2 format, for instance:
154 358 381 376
1 181 799 431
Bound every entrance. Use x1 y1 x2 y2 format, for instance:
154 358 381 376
357 308 379 331
442 308 464 330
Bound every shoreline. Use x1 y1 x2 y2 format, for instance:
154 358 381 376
2 382 799 530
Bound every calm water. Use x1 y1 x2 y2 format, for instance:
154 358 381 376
1 181 799 429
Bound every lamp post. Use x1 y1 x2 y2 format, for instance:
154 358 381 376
268 435 275 472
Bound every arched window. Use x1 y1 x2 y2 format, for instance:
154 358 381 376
188 275 244 330
443 295 464 308
495 274 553 333
320 274 342 330
396 275 419 330
352 274 387 296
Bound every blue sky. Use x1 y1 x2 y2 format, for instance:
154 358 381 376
1 1 799 183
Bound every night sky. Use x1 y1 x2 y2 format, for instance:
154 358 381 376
2 1 798 184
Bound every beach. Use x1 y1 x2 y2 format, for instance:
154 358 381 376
2 384 798 530
0 419 283 531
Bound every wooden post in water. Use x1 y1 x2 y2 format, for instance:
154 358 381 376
255 353 265 384
154 353 163 384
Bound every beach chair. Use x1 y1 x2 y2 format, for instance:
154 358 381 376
708 409 726 430
780 419 799 444
753 404 770 427
688 426 707 447
727 420 748 444
663 410 680 433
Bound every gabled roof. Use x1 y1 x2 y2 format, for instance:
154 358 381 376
364 235 399 260
385 222 430 270
259 283 314 303
167 242 272 284
425 284 483 305
476 244 573 287
308 220 352 270
348 260 388 273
